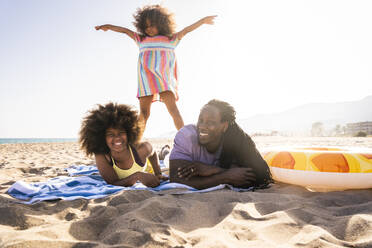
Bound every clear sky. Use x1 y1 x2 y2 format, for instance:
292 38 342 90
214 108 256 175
1 0 371 138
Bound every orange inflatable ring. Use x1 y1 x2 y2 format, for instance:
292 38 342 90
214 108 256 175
263 147 372 191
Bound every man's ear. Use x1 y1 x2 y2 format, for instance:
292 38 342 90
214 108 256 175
222 122 228 133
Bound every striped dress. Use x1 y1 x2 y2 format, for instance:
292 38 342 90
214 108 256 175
134 33 180 102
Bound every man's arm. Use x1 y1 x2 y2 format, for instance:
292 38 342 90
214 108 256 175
220 123 273 186
170 159 228 189
169 159 256 189
236 136 273 185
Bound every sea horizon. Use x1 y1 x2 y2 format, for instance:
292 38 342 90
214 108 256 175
0 136 173 145
0 138 78 144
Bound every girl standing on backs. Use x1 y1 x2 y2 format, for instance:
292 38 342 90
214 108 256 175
95 5 216 134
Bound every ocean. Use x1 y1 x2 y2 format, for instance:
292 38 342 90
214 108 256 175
0 138 78 144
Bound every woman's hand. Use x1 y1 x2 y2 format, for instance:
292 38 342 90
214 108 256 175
137 172 160 187
156 173 169 181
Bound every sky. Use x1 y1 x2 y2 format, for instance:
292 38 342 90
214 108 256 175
1 0 371 138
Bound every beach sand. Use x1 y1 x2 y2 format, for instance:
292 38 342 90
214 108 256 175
1 137 372 247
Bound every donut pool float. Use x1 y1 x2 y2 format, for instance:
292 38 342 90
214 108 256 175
262 147 372 191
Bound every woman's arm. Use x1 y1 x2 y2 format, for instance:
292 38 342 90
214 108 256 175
137 142 168 180
176 15 217 40
95 24 136 41
95 153 139 186
95 153 160 187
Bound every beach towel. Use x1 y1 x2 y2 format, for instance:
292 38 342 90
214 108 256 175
7 165 256 204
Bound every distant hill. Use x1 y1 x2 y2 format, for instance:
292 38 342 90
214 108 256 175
238 95 372 135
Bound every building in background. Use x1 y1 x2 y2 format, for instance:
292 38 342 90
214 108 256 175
345 121 372 136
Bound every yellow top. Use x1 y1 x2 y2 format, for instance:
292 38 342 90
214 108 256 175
112 146 154 179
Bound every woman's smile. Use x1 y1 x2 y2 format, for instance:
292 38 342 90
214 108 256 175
106 128 128 152
113 141 124 147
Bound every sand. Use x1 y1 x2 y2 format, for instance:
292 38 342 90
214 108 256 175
1 136 372 247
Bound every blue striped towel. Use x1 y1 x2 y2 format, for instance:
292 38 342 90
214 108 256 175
7 165 254 204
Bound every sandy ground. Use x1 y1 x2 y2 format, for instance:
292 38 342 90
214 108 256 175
0 136 372 247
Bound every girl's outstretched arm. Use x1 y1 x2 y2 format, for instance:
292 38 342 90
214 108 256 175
95 24 136 41
176 15 217 40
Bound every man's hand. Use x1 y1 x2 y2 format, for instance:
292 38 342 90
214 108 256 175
177 163 222 180
224 167 256 187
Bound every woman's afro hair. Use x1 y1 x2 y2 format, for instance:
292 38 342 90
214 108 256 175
79 102 143 156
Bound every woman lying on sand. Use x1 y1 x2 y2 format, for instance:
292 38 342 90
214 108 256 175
79 102 168 187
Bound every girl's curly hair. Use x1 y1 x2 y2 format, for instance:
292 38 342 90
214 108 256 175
133 4 176 39
79 102 143 156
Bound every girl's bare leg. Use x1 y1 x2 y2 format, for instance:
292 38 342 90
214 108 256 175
160 91 184 130
138 95 153 133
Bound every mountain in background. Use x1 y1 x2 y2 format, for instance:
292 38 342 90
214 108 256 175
238 95 372 135
156 96 372 138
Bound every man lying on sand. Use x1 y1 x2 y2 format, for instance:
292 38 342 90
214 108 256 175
169 99 272 189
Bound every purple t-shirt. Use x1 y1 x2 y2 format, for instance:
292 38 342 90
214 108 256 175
169 124 222 166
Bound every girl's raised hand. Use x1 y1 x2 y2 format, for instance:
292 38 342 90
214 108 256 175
95 25 109 31
202 15 217 25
